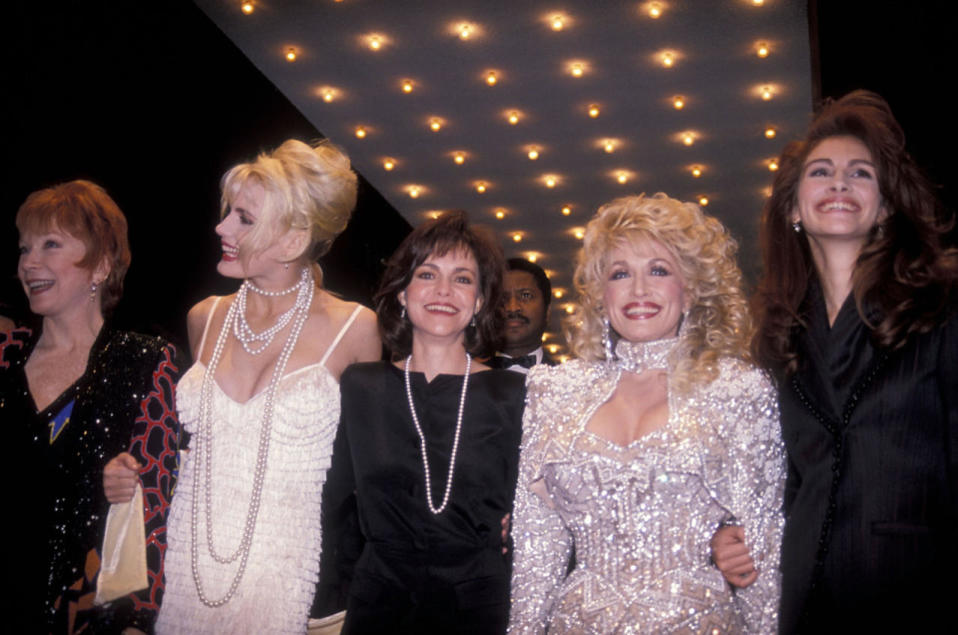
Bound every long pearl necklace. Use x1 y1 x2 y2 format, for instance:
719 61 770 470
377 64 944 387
233 267 310 355
404 352 471 514
190 269 313 607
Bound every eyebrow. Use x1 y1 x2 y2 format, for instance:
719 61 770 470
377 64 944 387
804 157 877 169
419 262 477 275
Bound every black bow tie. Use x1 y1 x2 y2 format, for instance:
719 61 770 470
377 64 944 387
496 354 537 369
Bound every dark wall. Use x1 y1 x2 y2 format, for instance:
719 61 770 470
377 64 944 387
6 0 410 353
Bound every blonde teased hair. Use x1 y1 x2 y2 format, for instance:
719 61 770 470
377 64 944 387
564 193 751 391
220 139 358 280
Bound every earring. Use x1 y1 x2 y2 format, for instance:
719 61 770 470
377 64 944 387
89 282 98 302
875 223 886 238
792 221 802 233
284 262 289 271
470 314 477 328
401 306 406 320
602 316 614 361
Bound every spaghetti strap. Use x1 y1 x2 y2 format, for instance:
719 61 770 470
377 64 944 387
319 304 364 367
196 296 223 360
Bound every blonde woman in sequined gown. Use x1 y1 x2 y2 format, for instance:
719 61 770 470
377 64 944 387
103 140 380 632
508 193 786 634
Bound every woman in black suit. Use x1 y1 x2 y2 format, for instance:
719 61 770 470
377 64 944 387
721 91 957 633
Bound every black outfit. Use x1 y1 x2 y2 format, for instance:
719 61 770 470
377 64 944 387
319 362 525 634
1 325 181 634
778 285 958 634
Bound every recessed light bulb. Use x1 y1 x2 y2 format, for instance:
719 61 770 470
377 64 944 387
383 158 395 171
402 79 414 93
661 51 674 67
761 85 774 100
429 118 442 132
604 140 615 153
355 126 367 139
548 344 559 354
699 196 709 206
486 71 497 86
321 89 335 103
765 127 777 138
528 148 539 160
476 182 487 193
453 152 465 165
241 2 254 15
756 41 770 58
682 132 695 146
616 171 628 184
573 229 585 240
588 104 600 118
673 95 685 109
408 186 421 199
768 158 779 171
507 111 520 125
561 205 571 216
285 48 297 62
369 35 381 50
571 63 584 77
512 232 522 243
495 208 506 219
545 176 557 188
459 23 472 40
551 15 564 31
649 3 663 18
554 289 564 299
691 165 703 178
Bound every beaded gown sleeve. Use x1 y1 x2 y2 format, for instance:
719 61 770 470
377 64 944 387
1 325 180 634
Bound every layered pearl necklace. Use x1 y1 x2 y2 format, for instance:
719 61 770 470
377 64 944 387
404 352 471 514
190 269 314 607
232 267 310 355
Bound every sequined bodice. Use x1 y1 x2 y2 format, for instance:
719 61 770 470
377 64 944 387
509 357 786 634
158 360 342 633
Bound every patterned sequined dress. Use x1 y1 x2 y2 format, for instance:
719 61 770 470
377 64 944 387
157 303 362 634
1 325 180 634
509 341 785 634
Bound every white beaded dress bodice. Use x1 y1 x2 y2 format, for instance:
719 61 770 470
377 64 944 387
157 301 362 634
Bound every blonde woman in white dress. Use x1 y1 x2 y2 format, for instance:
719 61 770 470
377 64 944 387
104 139 380 632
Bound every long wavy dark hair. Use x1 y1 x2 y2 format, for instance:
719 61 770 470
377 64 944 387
375 210 505 360
753 90 958 375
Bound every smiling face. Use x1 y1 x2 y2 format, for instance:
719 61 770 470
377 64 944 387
400 246 482 346
793 135 886 249
215 180 278 279
18 228 102 319
500 269 548 355
602 238 687 344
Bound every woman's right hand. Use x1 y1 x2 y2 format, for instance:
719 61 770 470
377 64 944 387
103 452 141 504
710 524 758 588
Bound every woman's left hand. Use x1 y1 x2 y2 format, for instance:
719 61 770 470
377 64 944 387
103 452 141 504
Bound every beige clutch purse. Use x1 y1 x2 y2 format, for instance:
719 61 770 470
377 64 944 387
94 483 148 604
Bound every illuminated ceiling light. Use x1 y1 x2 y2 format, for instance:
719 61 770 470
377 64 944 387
760 85 774 100
561 205 572 216
570 62 585 78
494 208 506 219
429 211 442 220
354 126 367 139
648 2 664 18
507 110 521 125
525 251 540 263
587 103 600 118
318 87 336 103
429 117 443 132
751 0 765 5
551 14 565 31
548 344 560 354
768 158 780 171
452 151 466 165
285 48 297 62
512 232 523 243
527 146 540 160
756 41 770 58
554 289 564 299
241 2 254 15
660 51 675 68
765 126 777 138
459 23 473 40
407 185 421 199
698 196 709 206
681 131 696 146
603 139 616 153
383 158 395 171
615 171 629 184
368 35 382 51
543 174 558 188
673 95 685 109
401 79 414 93
485 70 498 86
573 228 585 240
690 165 703 178
762 185 773 197
475 181 488 194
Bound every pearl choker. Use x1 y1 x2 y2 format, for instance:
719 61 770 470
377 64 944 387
404 352 471 514
233 268 310 355
190 269 314 607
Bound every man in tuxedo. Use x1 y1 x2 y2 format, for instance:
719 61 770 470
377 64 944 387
491 258 557 373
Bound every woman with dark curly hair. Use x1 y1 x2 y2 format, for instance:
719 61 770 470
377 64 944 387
509 193 785 633
736 90 958 633
2 180 179 633
320 210 525 634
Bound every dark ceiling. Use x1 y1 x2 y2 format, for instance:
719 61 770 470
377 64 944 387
195 0 812 354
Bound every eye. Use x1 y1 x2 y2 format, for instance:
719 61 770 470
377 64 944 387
455 274 475 285
239 213 254 226
18 245 28 255
808 166 829 177
650 265 671 277
850 168 874 179
415 269 434 280
609 268 629 281
518 291 535 301
44 239 61 249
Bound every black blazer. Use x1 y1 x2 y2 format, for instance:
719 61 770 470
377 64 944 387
778 289 958 634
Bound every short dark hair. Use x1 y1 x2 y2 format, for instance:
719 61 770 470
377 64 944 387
506 257 552 309
375 211 505 359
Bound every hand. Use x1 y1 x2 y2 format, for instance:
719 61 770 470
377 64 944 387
710 525 758 588
103 452 141 504
501 513 511 555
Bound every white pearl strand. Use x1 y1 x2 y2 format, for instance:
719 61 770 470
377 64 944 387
190 269 314 607
403 352 471 515
233 267 310 355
